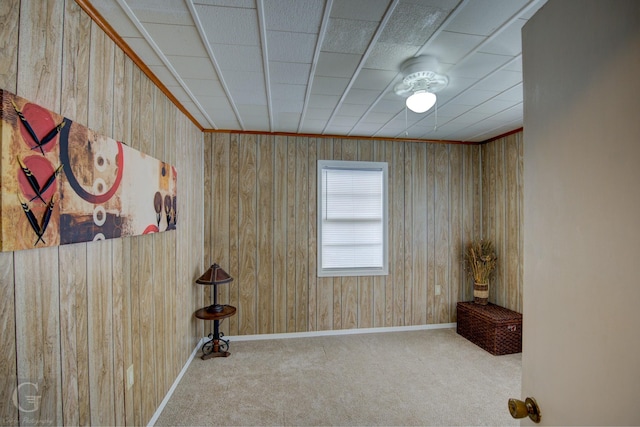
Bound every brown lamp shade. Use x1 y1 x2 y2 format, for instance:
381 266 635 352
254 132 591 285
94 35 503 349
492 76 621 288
196 263 233 285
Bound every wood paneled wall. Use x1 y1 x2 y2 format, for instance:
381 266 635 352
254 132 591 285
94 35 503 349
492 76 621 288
0 1 204 426
203 132 521 335
481 132 524 313
204 132 523 335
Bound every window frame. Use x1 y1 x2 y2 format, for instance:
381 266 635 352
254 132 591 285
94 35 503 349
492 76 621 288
317 159 389 277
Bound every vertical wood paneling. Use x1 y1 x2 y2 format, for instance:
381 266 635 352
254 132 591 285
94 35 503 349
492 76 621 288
426 144 436 325
403 143 414 326
481 133 524 313
434 144 450 323
87 18 116 425
391 142 405 326
59 244 89 427
0 0 19 91
14 2 64 425
153 89 168 406
449 145 462 320
87 241 115 426
1 3 205 425
257 135 274 334
307 139 317 331
14 248 62 426
295 138 309 331
128 66 143 427
228 134 240 335
273 136 287 333
238 135 257 335
211 133 231 336
0 8 20 422
207 132 524 333
412 143 428 325
285 137 297 332
58 1 90 424
0 252 17 426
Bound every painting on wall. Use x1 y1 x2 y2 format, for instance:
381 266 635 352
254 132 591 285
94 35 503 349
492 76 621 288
0 89 177 252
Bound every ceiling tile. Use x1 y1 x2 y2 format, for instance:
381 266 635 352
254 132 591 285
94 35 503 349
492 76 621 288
364 42 420 70
275 112 302 131
213 44 263 72
272 99 304 112
143 23 209 57
470 98 518 115
447 52 513 79
321 18 378 55
311 76 350 95
184 78 225 97
337 103 369 117
168 56 218 79
269 61 311 84
195 4 260 45
351 68 397 90
444 0 529 36
193 0 254 7
330 0 390 21
264 0 325 33
371 99 403 113
315 52 361 77
493 83 522 102
267 31 317 63
474 69 521 92
304 107 333 120
271 83 306 101
343 89 381 104
91 0 143 38
378 2 452 45
453 89 499 106
426 31 485 65
479 18 527 56
307 95 340 109
127 0 193 25
300 119 327 134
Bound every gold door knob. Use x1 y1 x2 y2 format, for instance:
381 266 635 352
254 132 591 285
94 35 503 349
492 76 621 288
508 397 541 423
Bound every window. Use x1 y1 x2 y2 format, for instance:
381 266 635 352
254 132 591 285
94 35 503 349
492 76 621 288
317 160 388 277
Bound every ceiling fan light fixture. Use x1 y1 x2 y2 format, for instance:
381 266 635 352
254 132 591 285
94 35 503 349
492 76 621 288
406 90 436 113
394 55 448 114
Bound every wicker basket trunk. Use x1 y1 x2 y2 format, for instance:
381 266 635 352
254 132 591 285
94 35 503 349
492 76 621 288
456 302 522 355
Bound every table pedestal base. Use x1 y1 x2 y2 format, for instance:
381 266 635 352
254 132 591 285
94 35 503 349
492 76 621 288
201 332 230 359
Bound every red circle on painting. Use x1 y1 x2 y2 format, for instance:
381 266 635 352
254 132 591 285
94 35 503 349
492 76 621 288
18 103 58 153
17 156 56 202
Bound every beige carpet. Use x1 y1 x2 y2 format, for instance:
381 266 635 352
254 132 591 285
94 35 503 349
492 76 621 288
155 328 521 426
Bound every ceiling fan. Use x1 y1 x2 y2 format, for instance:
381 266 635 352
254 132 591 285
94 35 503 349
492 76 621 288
394 55 448 113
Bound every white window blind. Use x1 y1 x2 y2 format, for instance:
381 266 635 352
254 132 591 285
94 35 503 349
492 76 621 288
317 160 388 277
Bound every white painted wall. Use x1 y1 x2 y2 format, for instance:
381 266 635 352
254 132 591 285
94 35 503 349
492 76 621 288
522 0 640 425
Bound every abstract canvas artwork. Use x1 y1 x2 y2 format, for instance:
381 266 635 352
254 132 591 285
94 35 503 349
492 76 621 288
0 89 177 252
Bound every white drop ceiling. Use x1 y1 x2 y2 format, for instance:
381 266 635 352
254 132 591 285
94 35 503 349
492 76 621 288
88 0 548 142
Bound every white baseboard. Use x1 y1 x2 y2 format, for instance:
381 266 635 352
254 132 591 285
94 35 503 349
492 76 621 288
227 322 456 342
148 322 456 426
147 336 204 427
